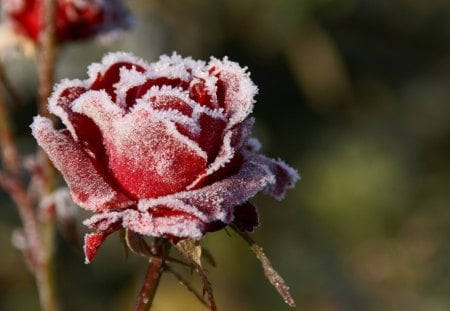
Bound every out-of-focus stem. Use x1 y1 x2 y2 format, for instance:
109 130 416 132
35 0 58 310
0 82 20 175
135 238 169 311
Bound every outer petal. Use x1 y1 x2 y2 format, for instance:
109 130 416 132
252 154 300 200
31 116 133 211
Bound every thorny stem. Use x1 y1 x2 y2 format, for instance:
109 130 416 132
135 238 170 311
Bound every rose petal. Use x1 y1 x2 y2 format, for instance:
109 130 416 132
253 155 300 200
122 209 205 239
232 202 259 232
174 158 277 224
209 57 258 128
72 94 208 199
31 116 133 211
83 218 121 263
188 118 254 189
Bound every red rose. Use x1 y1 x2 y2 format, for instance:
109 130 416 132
2 0 132 42
31 52 299 262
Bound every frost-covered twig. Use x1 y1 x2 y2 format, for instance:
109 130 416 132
232 225 297 309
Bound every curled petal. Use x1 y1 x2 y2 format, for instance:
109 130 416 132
31 116 133 211
175 158 278 224
209 57 258 128
254 155 300 200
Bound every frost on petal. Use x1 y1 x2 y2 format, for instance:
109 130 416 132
31 116 133 211
84 232 107 263
87 52 148 101
122 209 205 239
209 57 258 128
189 118 254 189
176 159 277 224
148 52 205 81
253 155 300 200
74 99 208 199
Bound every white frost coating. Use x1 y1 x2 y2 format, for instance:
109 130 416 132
40 187 77 221
71 89 124 134
139 85 226 121
30 116 131 211
122 210 204 239
133 101 200 136
81 151 296 240
208 56 258 129
251 154 300 201
113 66 147 108
83 211 123 231
245 137 262 153
47 78 88 140
179 159 277 223
119 104 208 162
189 74 219 107
87 51 149 84
188 129 235 189
147 52 206 81
137 197 209 222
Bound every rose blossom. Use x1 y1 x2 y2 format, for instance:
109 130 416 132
1 0 132 42
31 52 299 263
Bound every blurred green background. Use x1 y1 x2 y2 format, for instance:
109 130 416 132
1 0 450 310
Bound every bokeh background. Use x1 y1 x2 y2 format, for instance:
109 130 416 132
1 0 450 310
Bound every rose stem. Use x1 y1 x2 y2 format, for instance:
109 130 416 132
135 238 169 311
35 0 59 310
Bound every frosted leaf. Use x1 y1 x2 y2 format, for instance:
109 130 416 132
31 116 133 211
